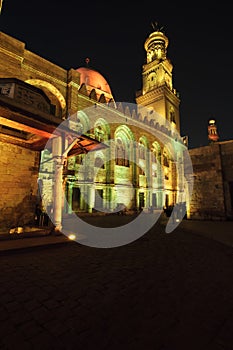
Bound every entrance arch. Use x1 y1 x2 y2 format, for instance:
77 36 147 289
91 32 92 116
25 79 66 117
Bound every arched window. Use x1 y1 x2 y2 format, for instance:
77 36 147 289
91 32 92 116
115 139 129 167
163 152 169 167
94 119 110 143
94 126 105 142
151 151 157 164
151 142 161 177
170 108 176 123
139 142 146 159
76 118 84 134
163 149 170 180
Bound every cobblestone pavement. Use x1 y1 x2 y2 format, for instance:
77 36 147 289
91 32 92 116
0 219 233 350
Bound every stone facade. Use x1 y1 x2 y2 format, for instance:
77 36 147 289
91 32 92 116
0 28 189 231
37 29 187 216
39 102 186 215
0 140 40 231
186 141 233 220
0 31 79 118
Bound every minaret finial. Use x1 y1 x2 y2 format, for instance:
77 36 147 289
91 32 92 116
85 57 90 67
0 0 4 14
151 21 164 33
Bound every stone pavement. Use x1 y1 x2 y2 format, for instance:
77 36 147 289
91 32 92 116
0 217 233 349
1 215 233 253
176 218 233 248
0 233 70 254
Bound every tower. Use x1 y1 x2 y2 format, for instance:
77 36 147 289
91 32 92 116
208 119 219 143
136 23 181 132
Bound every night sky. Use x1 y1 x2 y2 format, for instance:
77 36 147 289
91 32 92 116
1 1 233 149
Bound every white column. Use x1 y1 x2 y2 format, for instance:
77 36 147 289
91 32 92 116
52 136 64 232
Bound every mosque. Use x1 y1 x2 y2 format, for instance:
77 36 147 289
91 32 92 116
0 22 232 233
0 25 190 231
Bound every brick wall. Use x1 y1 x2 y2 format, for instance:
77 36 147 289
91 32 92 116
189 143 229 220
0 140 40 231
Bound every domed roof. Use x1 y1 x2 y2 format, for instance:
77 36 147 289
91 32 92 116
76 67 113 95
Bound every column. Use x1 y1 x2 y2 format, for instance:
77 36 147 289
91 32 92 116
52 135 64 232
87 185 94 213
67 182 73 214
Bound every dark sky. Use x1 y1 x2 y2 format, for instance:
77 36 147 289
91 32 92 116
1 1 233 149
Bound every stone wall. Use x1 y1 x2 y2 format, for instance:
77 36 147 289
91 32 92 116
0 31 80 117
0 140 40 231
219 141 233 219
187 141 233 220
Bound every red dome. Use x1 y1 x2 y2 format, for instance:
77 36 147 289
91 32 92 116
76 67 113 95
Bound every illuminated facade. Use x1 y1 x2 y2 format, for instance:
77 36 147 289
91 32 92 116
186 140 233 220
39 28 187 215
0 28 188 230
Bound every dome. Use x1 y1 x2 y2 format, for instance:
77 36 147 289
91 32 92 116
76 67 113 95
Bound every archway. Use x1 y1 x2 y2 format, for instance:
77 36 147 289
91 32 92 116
26 79 66 117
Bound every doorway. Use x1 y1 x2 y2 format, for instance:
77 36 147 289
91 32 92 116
139 192 145 209
72 187 81 211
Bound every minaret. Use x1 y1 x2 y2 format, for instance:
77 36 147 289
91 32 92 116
136 22 181 132
208 119 219 143
0 0 3 14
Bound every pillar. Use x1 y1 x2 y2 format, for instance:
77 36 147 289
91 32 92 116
67 182 73 214
52 135 64 232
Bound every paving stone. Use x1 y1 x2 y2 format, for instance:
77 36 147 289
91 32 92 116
28 331 63 350
2 330 32 350
24 299 42 312
4 301 22 313
0 221 233 348
42 298 61 310
9 309 32 326
30 306 56 324
18 320 44 339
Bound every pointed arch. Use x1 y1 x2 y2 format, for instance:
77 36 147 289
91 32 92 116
114 125 135 167
138 136 149 176
75 110 90 134
151 141 161 173
115 125 135 142
94 118 110 142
